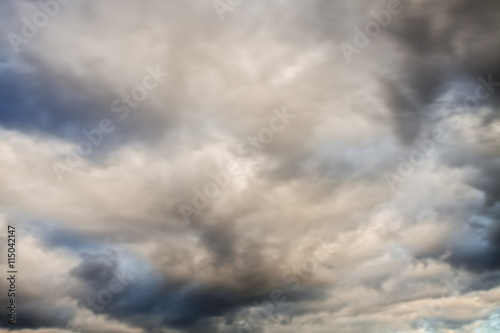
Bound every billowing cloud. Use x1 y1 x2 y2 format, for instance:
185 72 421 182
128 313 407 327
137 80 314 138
0 0 499 332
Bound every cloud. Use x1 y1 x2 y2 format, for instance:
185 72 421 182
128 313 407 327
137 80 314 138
1 0 500 332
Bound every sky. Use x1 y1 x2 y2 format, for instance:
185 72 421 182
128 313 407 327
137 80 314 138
0 0 500 332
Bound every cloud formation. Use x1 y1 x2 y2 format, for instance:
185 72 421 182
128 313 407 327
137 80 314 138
0 0 500 332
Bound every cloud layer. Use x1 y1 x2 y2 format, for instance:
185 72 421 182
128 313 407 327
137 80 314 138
0 0 500 332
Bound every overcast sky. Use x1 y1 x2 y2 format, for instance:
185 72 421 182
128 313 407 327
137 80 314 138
1 0 500 332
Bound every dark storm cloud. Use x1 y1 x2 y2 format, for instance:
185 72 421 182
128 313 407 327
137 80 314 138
197 219 237 266
21 222 326 332
0 57 107 135
0 294 75 330
410 161 500 273
447 240 500 273
0 54 169 158
69 247 326 333
2 1 500 332
431 149 500 273
469 164 500 208
464 272 500 293
371 0 500 277
445 215 500 273
382 0 500 142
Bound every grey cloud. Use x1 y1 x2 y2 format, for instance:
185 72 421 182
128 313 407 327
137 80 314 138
1 0 500 332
